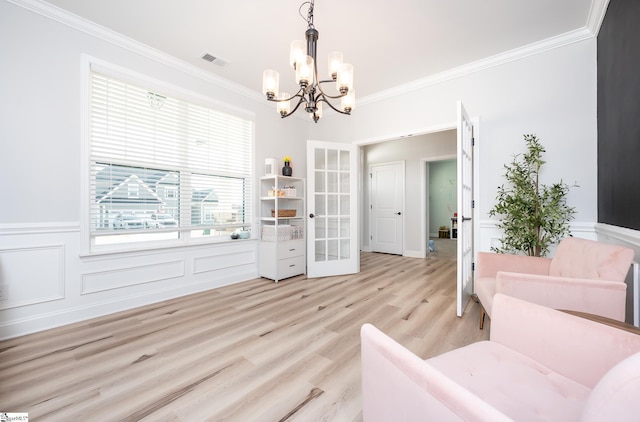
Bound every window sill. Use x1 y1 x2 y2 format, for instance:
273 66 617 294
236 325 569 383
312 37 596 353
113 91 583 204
80 237 257 259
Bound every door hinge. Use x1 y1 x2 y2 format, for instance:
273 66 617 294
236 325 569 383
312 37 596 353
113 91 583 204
472 262 475 271
472 137 475 146
472 200 475 208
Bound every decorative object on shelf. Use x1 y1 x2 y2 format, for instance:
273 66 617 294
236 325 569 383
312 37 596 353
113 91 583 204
262 0 355 123
272 209 297 218
283 185 297 197
282 155 293 176
230 230 250 240
264 157 278 175
489 134 576 257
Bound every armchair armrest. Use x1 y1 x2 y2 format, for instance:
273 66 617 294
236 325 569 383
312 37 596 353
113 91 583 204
477 252 551 278
361 323 511 421
495 271 627 321
490 294 640 389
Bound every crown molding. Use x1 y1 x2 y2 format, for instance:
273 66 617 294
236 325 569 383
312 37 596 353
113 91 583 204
359 26 596 107
8 0 610 119
586 0 610 35
6 0 264 104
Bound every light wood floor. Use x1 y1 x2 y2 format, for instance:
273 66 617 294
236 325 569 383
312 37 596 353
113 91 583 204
0 250 489 421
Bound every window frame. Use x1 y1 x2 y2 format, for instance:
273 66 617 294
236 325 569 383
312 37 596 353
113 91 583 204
81 56 255 255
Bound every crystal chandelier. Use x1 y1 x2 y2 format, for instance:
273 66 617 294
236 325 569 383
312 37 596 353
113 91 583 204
262 0 355 123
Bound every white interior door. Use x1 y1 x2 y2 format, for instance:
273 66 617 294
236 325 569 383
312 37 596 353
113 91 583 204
370 162 404 255
306 140 360 278
456 101 475 317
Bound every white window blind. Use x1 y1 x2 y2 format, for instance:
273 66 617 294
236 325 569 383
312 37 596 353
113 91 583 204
89 70 253 246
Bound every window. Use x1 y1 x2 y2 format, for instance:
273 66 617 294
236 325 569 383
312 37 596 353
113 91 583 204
88 69 253 249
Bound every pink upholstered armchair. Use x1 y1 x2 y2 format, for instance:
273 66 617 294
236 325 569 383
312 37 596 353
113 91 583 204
476 237 634 329
361 294 640 421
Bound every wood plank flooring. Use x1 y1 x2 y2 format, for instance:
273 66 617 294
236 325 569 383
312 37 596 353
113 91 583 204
0 249 489 421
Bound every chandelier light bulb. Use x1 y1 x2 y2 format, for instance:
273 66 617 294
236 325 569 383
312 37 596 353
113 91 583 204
337 63 353 94
295 55 314 87
290 40 306 68
277 92 291 116
262 69 279 99
341 89 355 113
328 52 343 79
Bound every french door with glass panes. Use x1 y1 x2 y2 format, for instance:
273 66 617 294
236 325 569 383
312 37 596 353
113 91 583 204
306 140 359 277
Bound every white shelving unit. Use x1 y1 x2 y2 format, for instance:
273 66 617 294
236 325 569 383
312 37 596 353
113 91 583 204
259 175 306 282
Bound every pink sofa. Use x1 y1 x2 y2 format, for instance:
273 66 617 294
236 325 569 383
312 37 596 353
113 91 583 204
476 237 634 328
361 294 640 421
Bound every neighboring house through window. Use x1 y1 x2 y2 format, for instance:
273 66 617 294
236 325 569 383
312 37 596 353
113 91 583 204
87 63 253 250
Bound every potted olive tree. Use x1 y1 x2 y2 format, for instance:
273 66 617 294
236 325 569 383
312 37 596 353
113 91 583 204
489 134 576 257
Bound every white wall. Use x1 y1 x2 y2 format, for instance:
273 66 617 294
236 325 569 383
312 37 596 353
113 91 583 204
311 37 599 253
0 1 309 339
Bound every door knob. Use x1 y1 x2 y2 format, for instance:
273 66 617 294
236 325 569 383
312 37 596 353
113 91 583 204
309 213 315 218
396 212 401 215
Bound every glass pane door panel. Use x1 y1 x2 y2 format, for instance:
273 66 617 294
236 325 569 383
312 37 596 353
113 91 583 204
340 217 350 237
340 195 350 214
315 240 326 262
328 239 339 261
315 216 326 239
328 217 339 238
340 173 350 193
327 149 338 170
315 148 326 170
340 240 350 259
315 171 325 193
315 194 326 215
340 150 350 171
327 194 339 215
327 172 338 193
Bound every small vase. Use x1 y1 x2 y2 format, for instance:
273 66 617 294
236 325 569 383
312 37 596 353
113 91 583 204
282 162 292 176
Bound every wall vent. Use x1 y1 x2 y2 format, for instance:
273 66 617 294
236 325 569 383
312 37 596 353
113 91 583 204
201 52 229 67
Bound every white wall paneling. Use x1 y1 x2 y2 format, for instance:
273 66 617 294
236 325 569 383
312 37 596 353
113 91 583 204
193 243 257 275
0 244 65 310
0 224 259 339
81 260 186 295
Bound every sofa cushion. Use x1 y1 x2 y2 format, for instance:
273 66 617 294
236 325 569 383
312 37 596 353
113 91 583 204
549 237 633 281
427 341 591 421
581 351 640 421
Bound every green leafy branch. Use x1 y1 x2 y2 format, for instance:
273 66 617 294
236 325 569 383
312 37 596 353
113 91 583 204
489 134 576 257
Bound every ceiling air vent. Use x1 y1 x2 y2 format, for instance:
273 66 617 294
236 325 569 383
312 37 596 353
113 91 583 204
201 52 229 67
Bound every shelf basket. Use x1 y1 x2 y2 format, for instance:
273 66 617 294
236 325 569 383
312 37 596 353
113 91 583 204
271 209 296 218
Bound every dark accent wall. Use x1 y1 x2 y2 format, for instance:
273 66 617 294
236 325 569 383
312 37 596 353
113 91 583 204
597 0 640 230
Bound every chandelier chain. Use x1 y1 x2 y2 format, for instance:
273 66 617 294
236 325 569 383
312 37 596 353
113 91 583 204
299 1 315 29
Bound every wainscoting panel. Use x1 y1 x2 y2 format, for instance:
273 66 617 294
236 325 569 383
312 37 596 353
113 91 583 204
193 248 256 275
0 245 65 310
81 259 185 295
0 223 260 339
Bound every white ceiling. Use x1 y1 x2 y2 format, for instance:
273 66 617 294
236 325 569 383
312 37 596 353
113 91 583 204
42 0 601 100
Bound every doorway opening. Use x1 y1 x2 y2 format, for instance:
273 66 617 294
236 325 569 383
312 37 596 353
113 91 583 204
360 128 457 259
425 157 457 261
